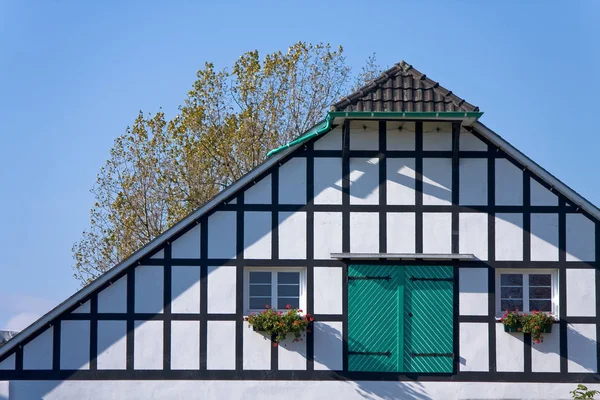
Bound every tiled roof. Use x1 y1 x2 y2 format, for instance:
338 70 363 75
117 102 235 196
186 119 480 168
332 61 479 113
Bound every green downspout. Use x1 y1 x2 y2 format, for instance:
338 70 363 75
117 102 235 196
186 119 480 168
266 113 334 157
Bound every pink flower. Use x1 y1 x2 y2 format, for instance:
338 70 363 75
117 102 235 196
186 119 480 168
286 304 291 309
273 342 278 347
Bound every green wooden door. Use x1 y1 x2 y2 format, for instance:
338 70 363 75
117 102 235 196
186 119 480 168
347 265 404 372
404 266 454 373
347 265 454 373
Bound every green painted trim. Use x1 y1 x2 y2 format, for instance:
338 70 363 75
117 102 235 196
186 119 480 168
266 116 333 157
266 110 483 158
328 111 484 119
397 268 404 372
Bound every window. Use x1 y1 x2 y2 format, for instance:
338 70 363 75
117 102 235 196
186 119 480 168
495 270 558 317
244 268 306 313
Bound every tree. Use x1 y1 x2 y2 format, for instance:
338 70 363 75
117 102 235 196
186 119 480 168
73 42 382 284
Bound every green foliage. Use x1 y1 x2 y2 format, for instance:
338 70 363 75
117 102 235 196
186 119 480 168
73 42 382 284
500 310 522 330
245 306 313 344
521 310 554 344
571 384 600 399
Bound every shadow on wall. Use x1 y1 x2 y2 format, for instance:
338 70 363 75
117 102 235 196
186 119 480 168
565 326 598 372
313 305 432 400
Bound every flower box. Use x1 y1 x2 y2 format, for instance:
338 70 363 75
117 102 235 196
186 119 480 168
504 325 522 333
244 305 314 345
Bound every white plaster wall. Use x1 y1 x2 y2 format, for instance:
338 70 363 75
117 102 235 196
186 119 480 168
423 122 452 151
0 381 7 399
349 157 379 205
8 380 600 400
133 320 163 370
207 266 236 314
71 301 90 314
349 121 378 150
531 328 560 372
530 178 557 206
422 213 451 254
279 157 306 205
567 323 597 373
459 323 488 371
278 335 307 370
459 213 488 260
495 159 523 206
60 320 90 370
314 212 342 259
495 324 524 372
530 214 559 261
23 327 53 370
386 158 416 205
0 354 15 370
566 269 596 317
495 214 523 261
386 121 415 150
97 320 126 370
314 125 342 150
313 158 343 204
244 174 271 204
97 275 127 313
242 321 270 370
171 225 201 258
171 266 200 314
459 158 487 205
244 212 272 259
349 212 379 253
459 268 488 316
566 213 596 262
207 321 236 370
171 321 200 370
135 265 164 314
422 158 452 206
278 211 307 259
313 267 342 315
313 321 342 371
459 130 487 151
387 213 416 253
208 211 236 259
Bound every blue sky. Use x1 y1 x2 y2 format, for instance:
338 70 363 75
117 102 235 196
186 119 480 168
0 1 598 330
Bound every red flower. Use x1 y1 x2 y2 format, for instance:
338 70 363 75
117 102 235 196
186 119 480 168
309 317 314 322
273 342 278 347
251 312 255 316
265 305 270 309
517 327 521 332
279 322 284 327
298 309 303 313
286 304 291 309
535 339 540 344
535 325 540 330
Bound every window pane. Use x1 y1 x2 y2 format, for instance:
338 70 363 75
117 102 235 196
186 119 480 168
530 287 551 299
278 297 300 310
500 299 523 311
277 285 299 297
250 272 271 284
501 274 523 286
529 300 552 312
249 284 271 297
249 298 271 310
529 274 551 286
501 287 523 299
278 272 300 284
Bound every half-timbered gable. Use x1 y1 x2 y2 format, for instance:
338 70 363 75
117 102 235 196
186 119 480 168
0 61 598 399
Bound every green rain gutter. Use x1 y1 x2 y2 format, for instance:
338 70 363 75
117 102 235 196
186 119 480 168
266 111 483 157
266 114 334 157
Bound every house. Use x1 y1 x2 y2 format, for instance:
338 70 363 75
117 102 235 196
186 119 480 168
0 61 598 399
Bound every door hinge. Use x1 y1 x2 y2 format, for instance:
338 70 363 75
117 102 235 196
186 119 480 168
409 276 454 282
410 352 454 358
349 351 391 357
348 275 391 281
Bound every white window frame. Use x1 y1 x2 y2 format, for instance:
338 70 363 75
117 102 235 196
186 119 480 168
244 267 306 315
495 269 559 318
